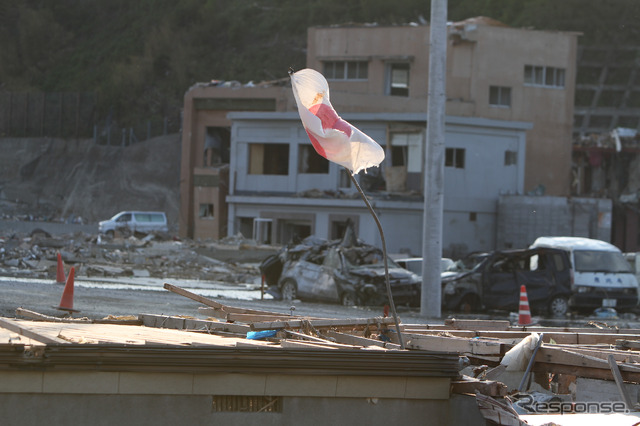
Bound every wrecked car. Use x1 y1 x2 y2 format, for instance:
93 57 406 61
442 247 573 316
260 235 421 306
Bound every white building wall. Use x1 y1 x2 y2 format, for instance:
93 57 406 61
227 112 531 256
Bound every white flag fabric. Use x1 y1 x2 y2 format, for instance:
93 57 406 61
290 68 385 174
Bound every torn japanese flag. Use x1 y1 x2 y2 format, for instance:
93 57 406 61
289 68 385 174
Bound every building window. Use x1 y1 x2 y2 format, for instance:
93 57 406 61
504 150 518 166
323 61 368 80
298 144 329 173
339 169 351 188
248 143 289 175
199 203 214 218
524 65 565 88
489 86 511 107
388 63 410 96
391 146 408 166
445 148 465 169
469 212 477 222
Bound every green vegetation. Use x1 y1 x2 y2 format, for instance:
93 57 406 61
0 0 637 127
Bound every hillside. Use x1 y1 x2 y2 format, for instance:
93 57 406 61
1 0 638 129
0 135 181 227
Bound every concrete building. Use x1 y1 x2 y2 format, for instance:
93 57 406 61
179 18 580 256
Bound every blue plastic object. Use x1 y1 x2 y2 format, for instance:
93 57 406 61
246 330 278 340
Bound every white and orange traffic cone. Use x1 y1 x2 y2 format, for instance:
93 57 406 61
56 252 66 285
518 284 533 326
55 267 79 313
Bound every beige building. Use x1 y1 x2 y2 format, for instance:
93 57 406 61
304 18 579 195
179 18 580 253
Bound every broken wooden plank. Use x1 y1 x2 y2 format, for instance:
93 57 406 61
608 354 635 410
250 316 396 330
15 308 142 325
198 307 298 323
139 313 252 334
16 308 91 323
616 339 640 350
279 339 360 350
284 330 334 344
0 317 70 345
164 283 292 317
324 330 403 350
404 333 504 355
451 377 508 397
444 319 511 331
544 344 640 364
534 346 640 382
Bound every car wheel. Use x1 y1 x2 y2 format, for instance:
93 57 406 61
105 230 115 239
280 280 297 301
458 294 480 313
341 292 357 306
548 296 568 317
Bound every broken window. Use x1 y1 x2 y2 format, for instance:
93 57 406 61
391 146 407 166
298 144 329 173
445 148 465 169
524 65 565 88
504 150 518 166
199 203 214 218
204 127 230 166
390 132 422 172
248 143 289 175
387 63 410 96
323 61 368 80
330 216 358 240
489 86 511 107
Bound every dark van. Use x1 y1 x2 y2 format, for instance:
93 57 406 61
441 247 573 316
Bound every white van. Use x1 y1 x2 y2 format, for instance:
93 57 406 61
98 211 168 236
530 236 639 311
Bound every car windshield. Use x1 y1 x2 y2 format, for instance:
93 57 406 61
574 250 632 273
456 253 488 271
342 247 399 270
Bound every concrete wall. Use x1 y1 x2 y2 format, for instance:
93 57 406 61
0 370 485 426
496 195 613 249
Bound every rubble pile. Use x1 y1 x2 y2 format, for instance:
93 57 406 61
0 228 279 284
5 288 640 423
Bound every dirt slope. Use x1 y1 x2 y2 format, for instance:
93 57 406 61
0 134 181 228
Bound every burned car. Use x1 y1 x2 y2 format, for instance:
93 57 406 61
442 247 573 316
260 235 421 306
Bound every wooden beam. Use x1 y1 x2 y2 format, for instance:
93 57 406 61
444 319 511 331
0 318 68 345
15 308 142 325
608 354 635 410
405 334 504 355
139 314 251 334
324 330 403 350
164 283 294 317
451 377 508 397
198 308 297 323
250 317 396 330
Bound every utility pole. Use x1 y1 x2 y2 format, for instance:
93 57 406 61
421 0 447 318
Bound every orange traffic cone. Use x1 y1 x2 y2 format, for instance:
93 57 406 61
56 252 66 285
55 267 79 313
518 284 533 326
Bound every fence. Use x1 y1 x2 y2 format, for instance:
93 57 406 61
0 92 96 138
0 91 182 144
94 115 181 146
